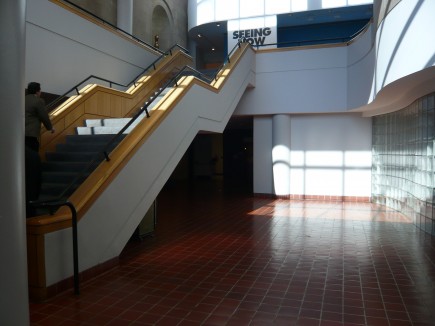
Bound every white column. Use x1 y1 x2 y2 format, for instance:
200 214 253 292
0 0 30 324
272 114 291 196
117 0 133 34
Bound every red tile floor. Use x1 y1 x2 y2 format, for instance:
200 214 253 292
30 180 435 325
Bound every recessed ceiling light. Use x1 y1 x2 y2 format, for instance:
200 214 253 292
212 47 215 51
197 33 202 38
216 23 220 27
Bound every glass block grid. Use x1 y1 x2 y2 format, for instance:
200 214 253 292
372 92 435 235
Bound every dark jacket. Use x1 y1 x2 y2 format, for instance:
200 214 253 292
25 94 53 138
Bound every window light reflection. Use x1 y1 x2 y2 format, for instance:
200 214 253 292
265 0 290 15
272 150 372 197
240 0 264 18
322 0 346 9
193 0 372 25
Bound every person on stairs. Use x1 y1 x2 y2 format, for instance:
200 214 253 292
25 82 55 151
24 82 55 217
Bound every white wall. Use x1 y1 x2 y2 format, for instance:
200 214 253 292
253 114 372 197
26 0 160 95
223 3 375 200
235 22 377 115
236 17 375 198
289 114 372 197
347 24 375 109
235 46 349 115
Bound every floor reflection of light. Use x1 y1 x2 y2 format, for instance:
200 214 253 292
248 200 413 223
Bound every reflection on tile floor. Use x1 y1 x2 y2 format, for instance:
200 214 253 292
30 183 435 325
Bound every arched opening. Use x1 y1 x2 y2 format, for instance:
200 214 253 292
152 5 172 51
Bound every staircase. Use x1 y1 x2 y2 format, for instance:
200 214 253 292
39 87 171 206
28 43 254 300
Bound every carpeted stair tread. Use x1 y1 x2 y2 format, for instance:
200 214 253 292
41 161 99 173
42 171 89 184
45 151 105 162
64 134 123 144
76 125 133 135
40 182 79 196
56 143 117 153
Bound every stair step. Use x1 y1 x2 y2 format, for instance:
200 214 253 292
64 134 122 144
76 125 134 135
42 171 89 184
42 161 101 173
84 117 132 127
56 142 120 153
78 116 147 135
46 151 104 162
79 88 171 133
40 183 77 197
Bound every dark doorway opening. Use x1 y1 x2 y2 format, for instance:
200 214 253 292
223 117 253 194
164 116 253 195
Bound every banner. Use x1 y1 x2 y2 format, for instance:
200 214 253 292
227 16 277 52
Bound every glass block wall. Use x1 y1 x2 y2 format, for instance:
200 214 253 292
372 92 435 236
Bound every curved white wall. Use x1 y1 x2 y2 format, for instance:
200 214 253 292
26 0 160 95
234 18 375 115
347 24 375 109
374 0 435 95
359 0 435 116
235 45 349 114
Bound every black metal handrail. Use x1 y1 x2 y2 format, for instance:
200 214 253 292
99 41 244 160
210 40 242 80
47 43 190 111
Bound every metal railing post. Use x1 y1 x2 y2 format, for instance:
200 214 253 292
65 202 80 295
